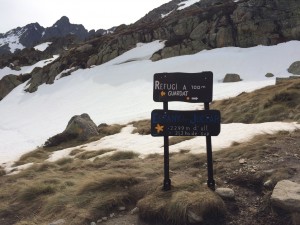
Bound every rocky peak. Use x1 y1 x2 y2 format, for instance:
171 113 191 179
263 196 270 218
42 16 89 41
0 16 92 55
53 16 70 27
19 23 45 47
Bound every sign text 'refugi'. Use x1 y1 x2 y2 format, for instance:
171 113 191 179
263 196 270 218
153 72 213 103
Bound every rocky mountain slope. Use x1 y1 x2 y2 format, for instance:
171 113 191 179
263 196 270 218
1 0 300 100
23 0 300 92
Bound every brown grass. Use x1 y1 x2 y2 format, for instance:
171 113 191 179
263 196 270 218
98 123 124 136
109 151 140 161
13 147 50 166
131 119 151 135
0 166 5 176
69 148 84 156
0 129 298 224
75 149 115 159
169 136 195 146
19 183 57 201
138 182 226 225
211 79 300 123
78 174 140 194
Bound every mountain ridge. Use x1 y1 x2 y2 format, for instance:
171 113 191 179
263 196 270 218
0 15 110 55
1 0 300 99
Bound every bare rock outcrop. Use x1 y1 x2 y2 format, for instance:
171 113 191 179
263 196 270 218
223 73 242 82
271 180 300 225
44 113 99 147
0 74 31 100
288 61 300 75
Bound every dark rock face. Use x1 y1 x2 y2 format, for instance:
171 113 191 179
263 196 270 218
137 0 300 60
44 113 99 147
19 23 45 47
3 0 300 96
0 47 47 69
0 73 31 100
0 16 91 55
0 75 22 100
42 16 89 41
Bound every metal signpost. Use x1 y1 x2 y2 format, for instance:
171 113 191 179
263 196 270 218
151 71 221 191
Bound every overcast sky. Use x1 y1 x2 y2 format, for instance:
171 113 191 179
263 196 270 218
0 0 171 33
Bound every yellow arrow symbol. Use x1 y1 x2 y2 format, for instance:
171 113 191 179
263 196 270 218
160 91 166 97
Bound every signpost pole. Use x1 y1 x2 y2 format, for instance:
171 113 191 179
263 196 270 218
204 102 215 191
163 102 171 191
152 72 219 192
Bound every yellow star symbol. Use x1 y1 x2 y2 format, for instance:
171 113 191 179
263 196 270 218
155 124 164 134
160 91 166 97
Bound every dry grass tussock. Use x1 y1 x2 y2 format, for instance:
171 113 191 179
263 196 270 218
138 183 226 225
98 123 124 136
13 147 50 166
74 149 115 160
0 166 6 176
211 79 300 123
131 119 151 135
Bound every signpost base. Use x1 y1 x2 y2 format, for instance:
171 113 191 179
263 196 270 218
207 180 215 191
163 179 171 191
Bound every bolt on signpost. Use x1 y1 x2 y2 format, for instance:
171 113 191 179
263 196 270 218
151 72 221 191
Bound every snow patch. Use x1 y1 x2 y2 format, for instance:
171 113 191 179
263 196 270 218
178 0 201 10
0 55 59 80
34 42 52 51
0 41 300 167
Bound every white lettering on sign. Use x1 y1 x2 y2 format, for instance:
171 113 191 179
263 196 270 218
191 85 206 89
155 81 178 90
168 91 188 96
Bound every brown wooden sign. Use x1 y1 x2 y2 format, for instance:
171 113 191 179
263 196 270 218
153 72 213 103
